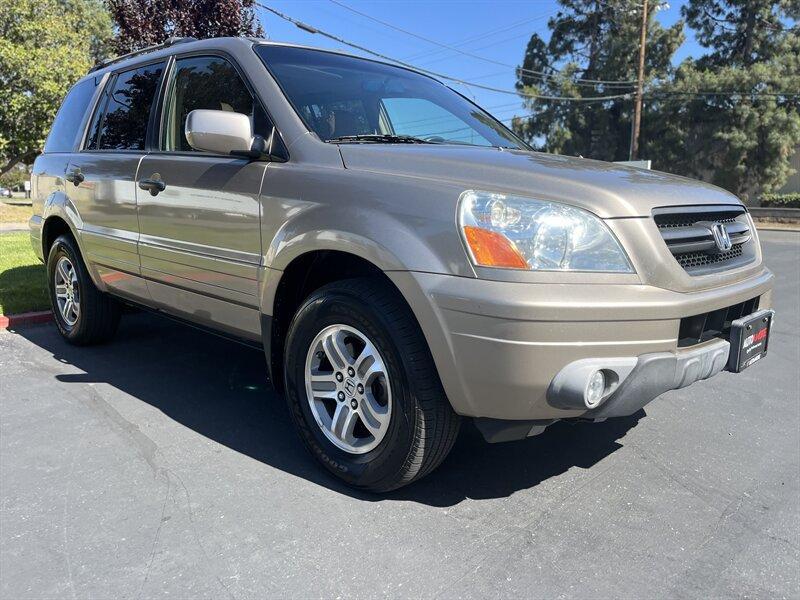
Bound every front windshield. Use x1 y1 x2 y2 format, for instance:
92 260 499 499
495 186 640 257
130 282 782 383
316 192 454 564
255 45 527 149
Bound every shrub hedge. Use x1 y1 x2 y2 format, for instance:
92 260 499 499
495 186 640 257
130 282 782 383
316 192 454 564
760 193 800 208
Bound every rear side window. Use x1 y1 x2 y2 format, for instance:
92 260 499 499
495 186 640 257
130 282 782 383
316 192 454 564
86 62 165 151
161 55 268 152
43 77 100 153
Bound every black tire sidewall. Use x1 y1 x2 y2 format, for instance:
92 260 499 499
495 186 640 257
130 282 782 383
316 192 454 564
284 286 419 489
47 236 87 340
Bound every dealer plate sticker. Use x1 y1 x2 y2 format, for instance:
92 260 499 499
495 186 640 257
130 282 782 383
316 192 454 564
728 310 774 373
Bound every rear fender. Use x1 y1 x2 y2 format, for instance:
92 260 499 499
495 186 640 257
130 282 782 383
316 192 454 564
41 192 105 290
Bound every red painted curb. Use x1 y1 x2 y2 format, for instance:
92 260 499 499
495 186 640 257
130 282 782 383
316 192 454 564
0 310 53 330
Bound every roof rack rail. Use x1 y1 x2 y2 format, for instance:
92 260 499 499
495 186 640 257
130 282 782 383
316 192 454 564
89 36 198 73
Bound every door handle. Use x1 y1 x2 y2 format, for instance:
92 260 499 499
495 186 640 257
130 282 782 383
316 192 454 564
65 169 84 186
138 178 166 196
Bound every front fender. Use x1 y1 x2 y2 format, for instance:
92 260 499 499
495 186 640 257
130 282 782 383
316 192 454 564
259 202 467 314
256 164 478 315
266 204 447 273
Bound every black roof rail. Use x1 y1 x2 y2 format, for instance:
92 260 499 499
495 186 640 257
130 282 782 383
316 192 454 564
89 36 198 73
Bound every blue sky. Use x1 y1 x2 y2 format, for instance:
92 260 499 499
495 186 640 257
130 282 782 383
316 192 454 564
255 0 702 125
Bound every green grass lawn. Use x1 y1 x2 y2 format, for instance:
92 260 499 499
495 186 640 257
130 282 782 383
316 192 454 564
0 232 49 315
0 201 33 224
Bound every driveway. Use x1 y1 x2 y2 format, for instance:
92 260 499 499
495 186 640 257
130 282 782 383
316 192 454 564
1 231 798 598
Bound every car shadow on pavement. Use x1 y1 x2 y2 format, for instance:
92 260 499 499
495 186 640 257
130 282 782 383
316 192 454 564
17 311 642 507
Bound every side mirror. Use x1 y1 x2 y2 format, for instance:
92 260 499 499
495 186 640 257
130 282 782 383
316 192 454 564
185 109 258 157
185 109 288 162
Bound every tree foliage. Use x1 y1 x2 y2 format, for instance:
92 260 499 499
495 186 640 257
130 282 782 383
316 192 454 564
0 165 30 190
647 0 800 201
683 0 799 66
512 0 684 161
0 0 111 176
514 0 800 201
108 0 263 53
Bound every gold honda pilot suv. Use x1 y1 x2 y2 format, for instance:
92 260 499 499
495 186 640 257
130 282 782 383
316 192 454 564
30 38 775 491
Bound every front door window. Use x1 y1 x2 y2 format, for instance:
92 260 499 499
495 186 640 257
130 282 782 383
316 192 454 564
162 55 268 152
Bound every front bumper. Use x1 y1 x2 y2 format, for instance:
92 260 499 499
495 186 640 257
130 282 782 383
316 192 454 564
550 337 731 418
388 268 774 423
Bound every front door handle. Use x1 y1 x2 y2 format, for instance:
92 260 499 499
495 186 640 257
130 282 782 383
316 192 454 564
65 169 84 186
138 178 166 196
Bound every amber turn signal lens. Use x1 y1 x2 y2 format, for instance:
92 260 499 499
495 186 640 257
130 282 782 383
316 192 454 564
463 226 528 269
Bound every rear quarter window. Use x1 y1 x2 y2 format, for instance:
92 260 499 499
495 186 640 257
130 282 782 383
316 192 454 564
86 62 165 151
43 77 100 153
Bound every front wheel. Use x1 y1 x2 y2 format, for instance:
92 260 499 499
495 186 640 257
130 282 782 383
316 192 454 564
283 278 460 492
47 235 121 345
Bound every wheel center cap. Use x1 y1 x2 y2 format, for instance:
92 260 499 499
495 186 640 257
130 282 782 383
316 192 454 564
344 378 356 396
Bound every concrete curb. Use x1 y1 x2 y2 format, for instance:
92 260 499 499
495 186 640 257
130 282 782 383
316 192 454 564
0 311 53 330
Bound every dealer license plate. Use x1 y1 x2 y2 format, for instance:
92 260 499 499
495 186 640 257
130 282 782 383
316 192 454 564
727 309 774 373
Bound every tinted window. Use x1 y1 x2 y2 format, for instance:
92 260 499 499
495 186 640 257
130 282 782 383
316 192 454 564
162 56 267 152
89 62 165 150
44 77 100 153
255 45 525 149
382 97 495 146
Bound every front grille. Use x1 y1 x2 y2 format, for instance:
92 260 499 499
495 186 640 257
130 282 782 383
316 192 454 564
653 205 754 275
675 244 743 270
678 296 760 347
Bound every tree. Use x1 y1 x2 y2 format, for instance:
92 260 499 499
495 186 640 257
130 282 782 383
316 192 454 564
63 0 115 62
647 0 800 201
0 0 111 176
0 164 30 191
682 0 799 66
512 0 683 162
108 0 263 53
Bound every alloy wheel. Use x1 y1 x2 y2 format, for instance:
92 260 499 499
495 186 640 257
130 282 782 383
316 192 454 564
54 256 80 326
304 324 392 454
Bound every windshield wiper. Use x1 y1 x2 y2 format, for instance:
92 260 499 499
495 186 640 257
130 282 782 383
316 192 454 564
327 134 436 144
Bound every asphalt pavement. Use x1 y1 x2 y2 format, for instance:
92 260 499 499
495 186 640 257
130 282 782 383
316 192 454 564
1 230 798 599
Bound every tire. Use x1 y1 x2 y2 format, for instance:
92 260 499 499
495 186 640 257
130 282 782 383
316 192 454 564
283 277 460 492
47 234 121 345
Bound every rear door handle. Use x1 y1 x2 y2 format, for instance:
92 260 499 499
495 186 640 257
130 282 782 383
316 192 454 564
138 178 166 196
65 168 84 186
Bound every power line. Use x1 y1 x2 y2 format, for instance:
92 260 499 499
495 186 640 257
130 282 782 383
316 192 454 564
257 3 635 102
327 0 638 88
256 4 800 103
401 14 555 62
413 29 537 68
651 90 800 98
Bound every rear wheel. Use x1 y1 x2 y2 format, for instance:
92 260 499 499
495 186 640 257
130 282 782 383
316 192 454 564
47 235 121 345
283 278 460 492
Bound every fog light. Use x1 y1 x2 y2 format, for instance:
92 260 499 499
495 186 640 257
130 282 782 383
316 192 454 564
585 370 606 408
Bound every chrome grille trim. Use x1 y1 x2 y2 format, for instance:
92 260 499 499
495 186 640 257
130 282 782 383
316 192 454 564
653 205 755 275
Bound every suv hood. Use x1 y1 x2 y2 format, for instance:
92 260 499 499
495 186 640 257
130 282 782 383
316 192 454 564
338 145 742 218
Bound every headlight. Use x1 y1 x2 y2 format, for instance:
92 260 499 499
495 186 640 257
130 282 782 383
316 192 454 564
458 190 634 272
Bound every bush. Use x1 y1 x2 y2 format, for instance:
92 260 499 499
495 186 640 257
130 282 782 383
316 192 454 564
0 168 30 191
760 193 800 209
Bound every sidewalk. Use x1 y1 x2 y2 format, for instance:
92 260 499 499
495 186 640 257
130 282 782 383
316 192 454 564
0 222 29 233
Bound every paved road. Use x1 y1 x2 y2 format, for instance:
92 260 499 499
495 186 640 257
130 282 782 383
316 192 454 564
1 231 798 599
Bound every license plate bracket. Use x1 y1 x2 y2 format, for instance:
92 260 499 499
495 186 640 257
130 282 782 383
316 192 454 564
727 309 774 373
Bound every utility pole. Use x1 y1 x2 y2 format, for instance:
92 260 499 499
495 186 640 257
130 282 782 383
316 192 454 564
629 0 648 160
